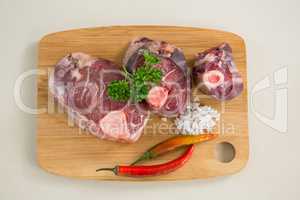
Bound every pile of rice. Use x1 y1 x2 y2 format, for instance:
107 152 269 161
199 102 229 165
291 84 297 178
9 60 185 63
175 103 220 135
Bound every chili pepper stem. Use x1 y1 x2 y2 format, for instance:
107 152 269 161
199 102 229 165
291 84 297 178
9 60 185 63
130 158 143 166
130 152 154 166
96 167 118 175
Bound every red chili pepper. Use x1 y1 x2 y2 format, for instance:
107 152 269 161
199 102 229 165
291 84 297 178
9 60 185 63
96 145 194 177
131 134 217 165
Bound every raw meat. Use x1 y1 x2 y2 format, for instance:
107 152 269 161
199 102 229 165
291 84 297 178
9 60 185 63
192 43 244 101
49 52 149 143
123 37 190 117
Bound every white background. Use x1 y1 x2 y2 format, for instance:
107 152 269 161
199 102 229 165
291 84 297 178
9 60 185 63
1 0 299 199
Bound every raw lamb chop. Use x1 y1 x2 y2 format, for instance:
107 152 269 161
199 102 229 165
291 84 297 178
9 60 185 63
49 52 149 143
123 37 190 117
192 43 243 101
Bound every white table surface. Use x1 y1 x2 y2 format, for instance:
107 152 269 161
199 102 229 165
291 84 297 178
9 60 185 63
1 0 299 199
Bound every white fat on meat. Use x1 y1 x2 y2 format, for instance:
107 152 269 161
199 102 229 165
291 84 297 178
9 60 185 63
147 86 168 108
99 110 130 139
71 68 82 81
71 52 96 68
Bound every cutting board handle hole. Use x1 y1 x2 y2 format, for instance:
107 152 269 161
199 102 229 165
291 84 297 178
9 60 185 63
215 142 236 163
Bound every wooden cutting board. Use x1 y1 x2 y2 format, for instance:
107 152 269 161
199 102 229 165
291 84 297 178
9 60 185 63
37 26 249 181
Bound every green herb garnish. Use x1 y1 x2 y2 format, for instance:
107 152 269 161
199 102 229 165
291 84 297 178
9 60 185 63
108 50 162 102
107 80 130 102
143 50 160 66
133 65 162 84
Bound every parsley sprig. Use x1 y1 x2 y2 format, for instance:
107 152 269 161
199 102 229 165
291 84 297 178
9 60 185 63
107 50 162 102
107 80 130 101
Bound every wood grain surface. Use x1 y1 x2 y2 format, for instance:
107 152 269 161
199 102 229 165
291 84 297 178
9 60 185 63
37 26 249 181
